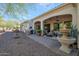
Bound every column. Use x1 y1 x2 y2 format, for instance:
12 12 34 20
32 22 35 34
72 7 77 27
32 22 35 30
41 20 44 36
77 4 79 49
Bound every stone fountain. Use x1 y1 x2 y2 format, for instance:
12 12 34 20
58 28 76 54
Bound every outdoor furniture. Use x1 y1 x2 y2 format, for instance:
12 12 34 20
52 31 62 37
45 30 62 37
46 31 53 37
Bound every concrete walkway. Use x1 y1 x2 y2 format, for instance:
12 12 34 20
0 31 61 56
27 34 77 56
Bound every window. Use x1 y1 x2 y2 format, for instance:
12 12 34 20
64 21 72 29
54 23 60 31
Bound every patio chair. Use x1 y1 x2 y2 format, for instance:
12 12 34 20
45 31 55 37
46 31 53 37
52 31 62 37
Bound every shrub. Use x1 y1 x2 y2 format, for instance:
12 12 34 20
36 29 41 33
68 25 78 39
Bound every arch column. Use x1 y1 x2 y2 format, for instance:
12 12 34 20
72 15 77 26
32 22 35 30
40 20 44 35
77 4 79 49
72 6 77 27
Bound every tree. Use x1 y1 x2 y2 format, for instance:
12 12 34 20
0 3 36 19
0 16 6 29
6 20 15 29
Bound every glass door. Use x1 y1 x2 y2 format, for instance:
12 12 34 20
54 23 60 31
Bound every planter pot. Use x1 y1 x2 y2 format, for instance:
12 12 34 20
59 29 76 53
59 37 75 53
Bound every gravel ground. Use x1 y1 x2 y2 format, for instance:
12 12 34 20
0 31 60 56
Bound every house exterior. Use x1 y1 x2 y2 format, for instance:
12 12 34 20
20 20 33 33
32 4 77 34
21 3 79 49
32 3 79 49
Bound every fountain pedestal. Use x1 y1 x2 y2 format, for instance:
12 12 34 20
59 29 75 53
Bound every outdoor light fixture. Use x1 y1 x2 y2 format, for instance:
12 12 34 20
55 16 60 22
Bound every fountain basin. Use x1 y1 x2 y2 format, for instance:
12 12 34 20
58 37 76 54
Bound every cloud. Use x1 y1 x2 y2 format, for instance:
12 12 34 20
38 3 52 6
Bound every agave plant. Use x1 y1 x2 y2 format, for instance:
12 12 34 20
67 25 79 49
68 25 78 39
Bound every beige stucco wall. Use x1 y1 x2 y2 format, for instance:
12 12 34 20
50 23 54 31
33 4 75 22
77 4 79 32
20 20 33 32
20 23 29 32
33 4 77 31
77 4 79 48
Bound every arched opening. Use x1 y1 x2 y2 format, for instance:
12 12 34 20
34 21 41 35
43 14 72 33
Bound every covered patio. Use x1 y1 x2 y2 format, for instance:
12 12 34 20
43 14 72 36
33 4 78 54
33 4 77 36
34 14 72 36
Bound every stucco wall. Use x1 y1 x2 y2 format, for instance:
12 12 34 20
33 4 77 31
77 4 79 31
21 20 33 32
77 4 79 48
33 4 75 23
50 23 54 31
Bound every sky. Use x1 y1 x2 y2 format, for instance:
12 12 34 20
0 3 62 22
26 3 62 20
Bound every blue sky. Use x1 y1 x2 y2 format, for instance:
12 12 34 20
26 3 62 20
0 3 62 21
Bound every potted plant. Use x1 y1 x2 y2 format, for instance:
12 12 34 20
36 29 41 36
68 25 78 39
68 25 78 49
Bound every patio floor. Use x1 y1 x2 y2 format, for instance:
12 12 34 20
27 34 78 56
0 31 61 56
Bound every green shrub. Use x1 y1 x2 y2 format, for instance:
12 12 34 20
36 29 41 33
68 25 78 39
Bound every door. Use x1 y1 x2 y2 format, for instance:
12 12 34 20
54 23 60 31
44 24 50 33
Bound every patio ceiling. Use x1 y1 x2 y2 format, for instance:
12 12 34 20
44 14 72 24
